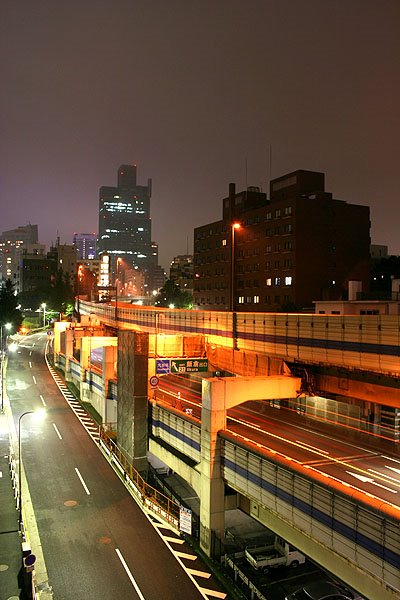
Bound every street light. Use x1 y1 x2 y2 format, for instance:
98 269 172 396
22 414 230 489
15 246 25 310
41 303 46 328
230 223 241 312
18 408 46 526
0 322 12 412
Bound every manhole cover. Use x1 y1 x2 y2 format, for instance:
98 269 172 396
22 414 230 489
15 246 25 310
64 500 78 507
99 536 112 544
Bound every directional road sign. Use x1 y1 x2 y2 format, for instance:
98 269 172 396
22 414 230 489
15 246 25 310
170 359 208 374
156 359 170 374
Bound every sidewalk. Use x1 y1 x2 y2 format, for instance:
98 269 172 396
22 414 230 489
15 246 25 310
0 410 23 600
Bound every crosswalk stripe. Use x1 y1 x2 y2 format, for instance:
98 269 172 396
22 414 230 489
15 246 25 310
164 536 184 544
174 551 197 561
199 588 226 598
186 569 211 579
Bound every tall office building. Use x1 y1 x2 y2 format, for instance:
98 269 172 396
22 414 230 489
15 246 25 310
193 170 370 312
73 233 97 260
98 164 152 280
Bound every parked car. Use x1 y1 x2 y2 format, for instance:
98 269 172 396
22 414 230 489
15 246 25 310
285 580 364 600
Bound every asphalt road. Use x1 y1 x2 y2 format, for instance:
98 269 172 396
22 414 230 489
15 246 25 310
157 376 400 509
7 333 211 600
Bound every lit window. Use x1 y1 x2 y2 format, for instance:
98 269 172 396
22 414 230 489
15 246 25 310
238 296 244 304
284 276 292 286
266 278 272 286
254 296 260 303
222 239 227 246
274 277 281 286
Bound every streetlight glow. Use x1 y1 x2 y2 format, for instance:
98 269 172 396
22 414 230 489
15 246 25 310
230 222 241 312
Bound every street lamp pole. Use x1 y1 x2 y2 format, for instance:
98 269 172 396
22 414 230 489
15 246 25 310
18 410 34 526
41 303 46 328
230 223 241 312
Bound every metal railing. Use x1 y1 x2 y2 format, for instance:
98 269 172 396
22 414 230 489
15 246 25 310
99 426 180 526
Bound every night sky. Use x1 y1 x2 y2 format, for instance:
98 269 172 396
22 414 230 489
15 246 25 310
1 1 399 270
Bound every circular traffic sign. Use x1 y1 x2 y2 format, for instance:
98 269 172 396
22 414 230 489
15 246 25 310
149 375 159 387
24 554 36 567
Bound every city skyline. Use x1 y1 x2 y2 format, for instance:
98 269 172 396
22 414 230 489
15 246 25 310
1 1 399 269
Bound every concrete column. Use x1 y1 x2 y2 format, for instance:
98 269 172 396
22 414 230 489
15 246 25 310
103 345 117 423
117 330 149 472
199 375 301 557
200 378 227 557
64 329 75 381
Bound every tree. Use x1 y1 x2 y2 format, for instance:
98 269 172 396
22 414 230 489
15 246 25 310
154 279 193 309
47 269 75 316
0 279 23 330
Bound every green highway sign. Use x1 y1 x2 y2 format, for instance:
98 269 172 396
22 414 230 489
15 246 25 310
170 358 208 373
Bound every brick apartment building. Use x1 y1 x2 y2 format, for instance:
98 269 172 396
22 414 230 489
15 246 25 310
193 170 370 312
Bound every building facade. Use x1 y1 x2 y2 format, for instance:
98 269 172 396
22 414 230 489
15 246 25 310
170 254 194 295
73 232 97 259
193 170 370 312
98 164 153 280
0 224 39 284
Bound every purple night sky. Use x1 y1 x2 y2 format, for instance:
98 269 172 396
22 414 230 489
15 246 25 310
1 1 399 270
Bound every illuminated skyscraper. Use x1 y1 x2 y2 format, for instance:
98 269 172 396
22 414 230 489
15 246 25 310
73 232 97 259
98 164 152 279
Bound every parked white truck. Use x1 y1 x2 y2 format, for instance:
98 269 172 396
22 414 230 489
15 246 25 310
245 536 305 574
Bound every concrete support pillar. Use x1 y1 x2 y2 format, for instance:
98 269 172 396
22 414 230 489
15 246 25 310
199 375 301 557
117 330 149 472
200 379 227 557
103 345 117 423
64 329 75 381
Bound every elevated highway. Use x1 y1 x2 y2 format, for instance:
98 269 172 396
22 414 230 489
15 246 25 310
58 301 400 599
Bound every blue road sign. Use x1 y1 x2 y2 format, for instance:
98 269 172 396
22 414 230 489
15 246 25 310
156 359 170 374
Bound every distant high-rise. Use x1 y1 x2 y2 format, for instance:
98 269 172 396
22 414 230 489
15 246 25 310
98 164 152 279
73 232 97 260
0 224 39 283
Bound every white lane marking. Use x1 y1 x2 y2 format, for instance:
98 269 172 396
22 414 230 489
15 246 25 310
382 456 400 465
346 471 397 493
75 467 91 495
115 548 146 600
386 466 400 476
29 351 32 356
40 395 46 406
53 423 63 440
29 361 32 368
0 471 2 478
32 375 37 384
369 468 400 485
